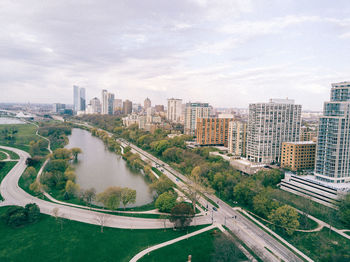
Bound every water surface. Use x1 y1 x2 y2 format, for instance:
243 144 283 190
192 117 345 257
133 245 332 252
65 128 153 207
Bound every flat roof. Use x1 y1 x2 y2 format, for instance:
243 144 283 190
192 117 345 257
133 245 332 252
283 141 316 145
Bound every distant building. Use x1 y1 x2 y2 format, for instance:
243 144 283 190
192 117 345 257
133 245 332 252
155 105 165 112
247 98 302 164
52 103 66 113
123 100 133 115
101 89 108 115
107 93 115 115
73 85 85 113
300 128 317 142
114 99 123 113
80 88 86 111
315 81 350 183
167 98 182 123
281 141 316 171
196 118 231 146
73 85 79 112
144 98 151 110
184 102 210 136
90 97 101 114
228 121 247 157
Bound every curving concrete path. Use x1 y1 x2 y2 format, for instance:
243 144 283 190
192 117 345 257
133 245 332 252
0 145 211 229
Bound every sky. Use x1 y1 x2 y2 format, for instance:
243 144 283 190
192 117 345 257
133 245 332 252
0 0 350 110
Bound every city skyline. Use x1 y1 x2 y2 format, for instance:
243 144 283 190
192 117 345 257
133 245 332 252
0 1 350 110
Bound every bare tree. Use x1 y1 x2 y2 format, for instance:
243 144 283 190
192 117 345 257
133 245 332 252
95 213 109 233
52 207 59 221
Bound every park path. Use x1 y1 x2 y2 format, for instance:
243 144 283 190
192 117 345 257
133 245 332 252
129 224 221 262
0 150 11 161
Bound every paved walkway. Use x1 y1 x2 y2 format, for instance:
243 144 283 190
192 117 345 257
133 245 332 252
130 224 220 262
0 150 10 161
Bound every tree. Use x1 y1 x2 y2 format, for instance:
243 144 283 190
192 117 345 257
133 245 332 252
95 213 109 233
338 194 350 227
65 180 80 198
97 186 122 210
23 166 37 179
233 179 259 207
25 203 40 223
170 203 194 230
253 189 279 218
155 192 177 212
120 188 137 210
268 205 300 235
51 148 72 160
70 147 82 161
150 176 174 195
64 170 76 181
29 181 42 193
82 188 97 207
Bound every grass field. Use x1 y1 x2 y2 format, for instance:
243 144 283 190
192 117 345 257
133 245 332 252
0 206 208 262
140 229 247 262
0 148 19 160
0 161 17 200
0 151 7 160
0 124 44 153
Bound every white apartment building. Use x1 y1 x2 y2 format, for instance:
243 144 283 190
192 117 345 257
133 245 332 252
246 98 301 164
167 98 182 123
101 89 108 115
184 102 210 136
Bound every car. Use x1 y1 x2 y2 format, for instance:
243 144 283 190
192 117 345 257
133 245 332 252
212 207 217 211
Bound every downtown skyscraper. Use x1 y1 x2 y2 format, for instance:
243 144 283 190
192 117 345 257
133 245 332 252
315 82 350 183
73 85 86 113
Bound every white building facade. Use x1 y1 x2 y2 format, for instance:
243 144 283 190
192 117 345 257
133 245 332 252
247 99 301 164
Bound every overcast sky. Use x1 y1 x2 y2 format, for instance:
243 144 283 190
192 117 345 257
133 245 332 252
1 0 350 110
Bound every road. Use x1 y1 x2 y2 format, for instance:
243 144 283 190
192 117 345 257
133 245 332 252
0 145 211 229
117 138 306 262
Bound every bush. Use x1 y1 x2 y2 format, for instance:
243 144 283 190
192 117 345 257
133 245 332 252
1 204 41 227
155 192 177 213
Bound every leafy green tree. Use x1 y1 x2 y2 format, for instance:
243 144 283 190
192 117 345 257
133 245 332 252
150 176 174 195
170 203 194 230
51 148 72 160
25 203 40 223
162 147 182 163
65 180 80 198
70 147 82 161
253 189 279 218
233 179 258 207
97 186 122 210
64 170 76 181
23 166 37 179
338 194 350 227
155 192 177 212
120 188 136 209
260 169 284 187
29 181 42 193
268 205 300 235
45 159 68 173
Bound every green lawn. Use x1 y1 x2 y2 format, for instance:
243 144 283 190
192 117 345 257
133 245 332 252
0 148 19 160
0 206 208 262
140 229 247 262
0 124 45 153
0 161 17 200
0 151 7 160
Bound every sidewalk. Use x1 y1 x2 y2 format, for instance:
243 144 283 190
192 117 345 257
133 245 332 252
130 224 220 262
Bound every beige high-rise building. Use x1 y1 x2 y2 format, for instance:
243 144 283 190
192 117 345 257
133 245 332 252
228 121 247 157
167 98 182 123
123 100 133 115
